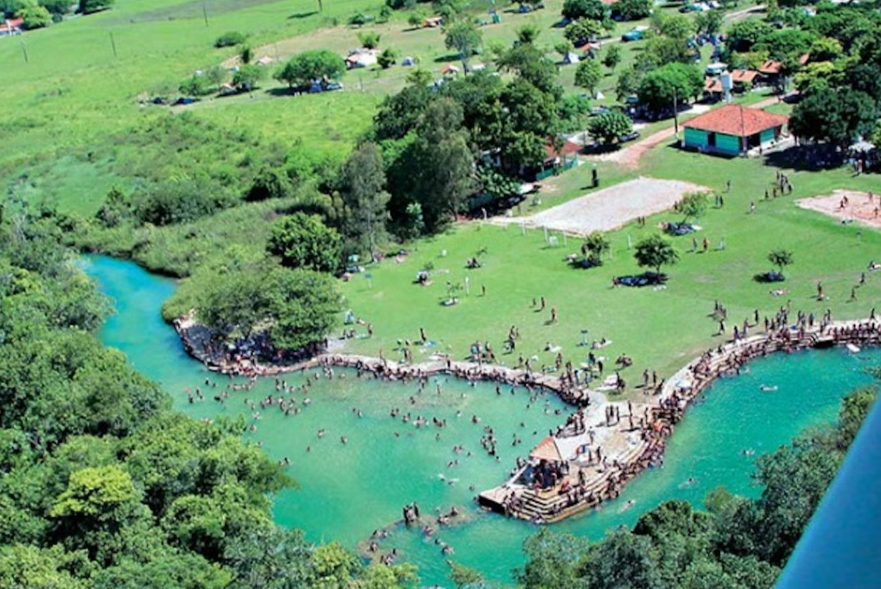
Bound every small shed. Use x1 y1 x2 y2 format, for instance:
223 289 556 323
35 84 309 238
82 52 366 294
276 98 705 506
683 104 788 156
564 52 580 64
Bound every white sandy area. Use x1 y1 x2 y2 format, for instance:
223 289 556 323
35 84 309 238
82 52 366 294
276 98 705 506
493 177 709 236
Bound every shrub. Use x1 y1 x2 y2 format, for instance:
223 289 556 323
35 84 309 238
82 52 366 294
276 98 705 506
214 31 247 48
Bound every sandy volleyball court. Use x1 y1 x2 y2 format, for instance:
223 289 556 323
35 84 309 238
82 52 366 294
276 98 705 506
798 190 881 229
493 177 709 236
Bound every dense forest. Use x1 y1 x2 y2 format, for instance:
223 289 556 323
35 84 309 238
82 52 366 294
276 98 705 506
0 204 417 588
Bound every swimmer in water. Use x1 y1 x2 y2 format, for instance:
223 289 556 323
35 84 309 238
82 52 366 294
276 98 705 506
619 499 636 513
678 477 696 489
760 384 778 392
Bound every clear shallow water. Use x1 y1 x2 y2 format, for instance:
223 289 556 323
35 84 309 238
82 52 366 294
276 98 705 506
84 255 881 587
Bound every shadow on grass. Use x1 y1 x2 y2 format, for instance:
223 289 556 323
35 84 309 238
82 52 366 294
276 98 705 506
433 53 463 64
754 271 785 283
265 87 300 97
288 10 318 19
764 145 843 173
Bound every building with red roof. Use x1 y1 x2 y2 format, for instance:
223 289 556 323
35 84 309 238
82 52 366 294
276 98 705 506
682 104 788 156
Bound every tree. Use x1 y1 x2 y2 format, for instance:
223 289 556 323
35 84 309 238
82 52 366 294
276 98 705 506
179 75 211 97
518 528 591 589
726 19 774 53
39 0 72 17
17 5 51 28
496 43 559 96
616 67 642 101
634 234 678 275
574 58 602 96
387 98 475 232
767 249 793 276
583 529 665 589
444 20 483 70
405 67 433 87
561 0 605 22
555 40 575 60
239 45 253 64
274 50 346 89
790 87 878 148
588 111 633 145
204 65 228 89
612 0 652 21
638 35 693 68
808 37 842 62
602 45 621 72
694 10 723 36
637 63 703 114
564 18 602 46
582 231 610 262
357 31 381 49
400 202 425 241
675 191 709 222
516 23 542 45
78 0 113 14
232 64 263 91
267 213 343 272
196 266 340 350
377 47 398 69
449 562 484 588
407 11 424 29
336 142 390 258
755 28 816 62
651 12 693 41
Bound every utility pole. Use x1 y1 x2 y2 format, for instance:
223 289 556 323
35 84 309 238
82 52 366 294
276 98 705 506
203 2 209 27
20 40 28 64
109 31 118 58
673 87 679 137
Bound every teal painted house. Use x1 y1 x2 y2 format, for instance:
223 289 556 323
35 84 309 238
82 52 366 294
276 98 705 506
683 104 788 156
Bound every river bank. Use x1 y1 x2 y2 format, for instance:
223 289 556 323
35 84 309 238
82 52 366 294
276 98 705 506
173 307 880 525
85 255 881 586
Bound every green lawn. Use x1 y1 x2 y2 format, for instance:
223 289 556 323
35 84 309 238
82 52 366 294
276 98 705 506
338 147 881 401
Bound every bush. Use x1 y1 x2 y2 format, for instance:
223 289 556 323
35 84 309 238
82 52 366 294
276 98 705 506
133 179 238 227
78 0 113 14
17 5 52 29
214 31 247 48
377 48 398 69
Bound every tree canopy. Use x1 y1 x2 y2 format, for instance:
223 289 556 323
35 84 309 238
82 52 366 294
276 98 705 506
274 50 346 89
612 0 652 21
637 63 703 114
634 234 679 274
588 111 633 145
574 58 602 96
561 0 606 21
790 87 878 147
267 212 343 272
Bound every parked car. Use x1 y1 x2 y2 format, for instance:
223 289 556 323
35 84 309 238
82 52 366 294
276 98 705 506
621 29 643 42
590 106 610 116
619 130 640 143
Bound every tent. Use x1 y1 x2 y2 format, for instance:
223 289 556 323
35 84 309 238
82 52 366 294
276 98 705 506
530 436 563 462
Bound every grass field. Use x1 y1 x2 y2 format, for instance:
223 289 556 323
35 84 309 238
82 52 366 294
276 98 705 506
6 0 876 397
1 0 765 216
337 146 881 399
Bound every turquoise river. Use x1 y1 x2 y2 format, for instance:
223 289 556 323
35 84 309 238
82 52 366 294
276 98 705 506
83 255 881 588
